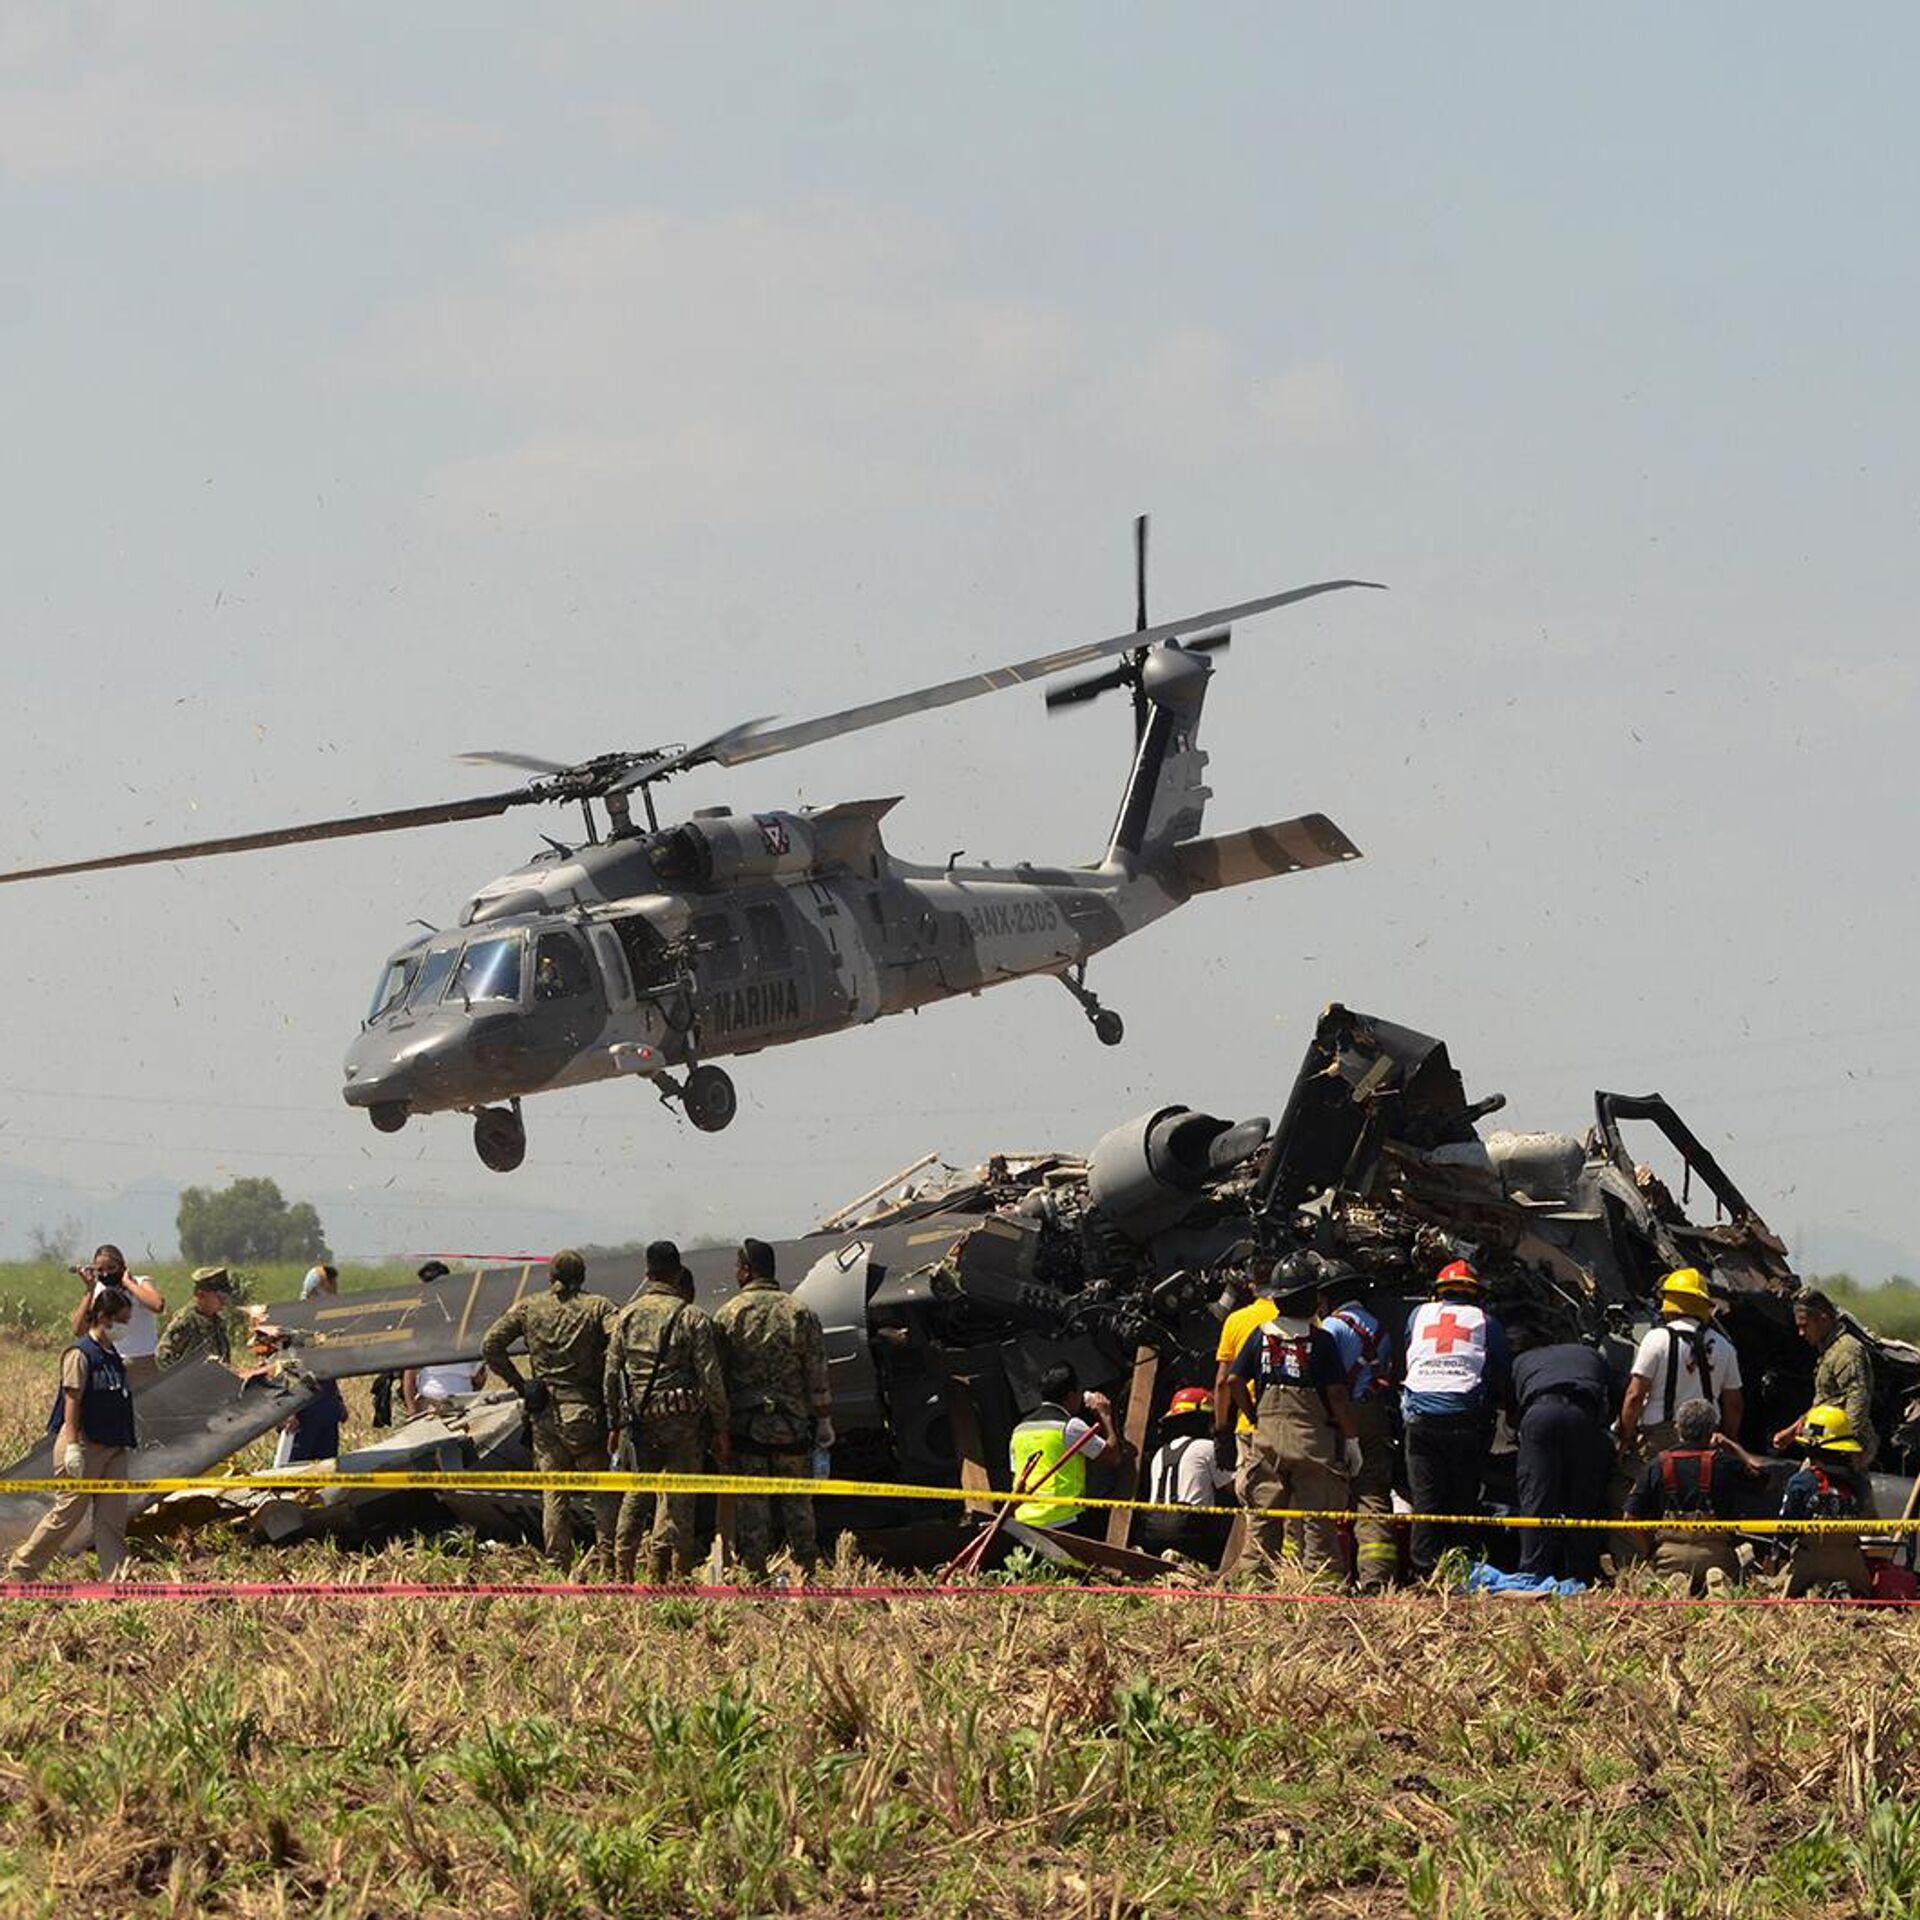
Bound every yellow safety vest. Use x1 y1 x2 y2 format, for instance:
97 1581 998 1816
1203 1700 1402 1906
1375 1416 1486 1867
1009 1410 1086 1526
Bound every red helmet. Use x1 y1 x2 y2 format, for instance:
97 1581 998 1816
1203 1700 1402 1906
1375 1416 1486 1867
1167 1386 1212 1420
1436 1258 1481 1295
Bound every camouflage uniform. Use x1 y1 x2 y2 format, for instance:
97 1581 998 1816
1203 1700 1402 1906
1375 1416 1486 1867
1811 1331 1878 1469
713 1276 830 1572
155 1306 233 1371
481 1286 621 1566
605 1280 728 1582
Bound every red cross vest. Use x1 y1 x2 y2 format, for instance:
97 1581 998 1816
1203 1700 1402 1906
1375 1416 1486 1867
1403 1301 1491 1397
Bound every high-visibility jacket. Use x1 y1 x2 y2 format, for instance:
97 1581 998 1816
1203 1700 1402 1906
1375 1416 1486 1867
1009 1404 1087 1525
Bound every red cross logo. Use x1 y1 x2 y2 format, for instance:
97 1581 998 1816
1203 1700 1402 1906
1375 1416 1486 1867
1424 1310 1473 1354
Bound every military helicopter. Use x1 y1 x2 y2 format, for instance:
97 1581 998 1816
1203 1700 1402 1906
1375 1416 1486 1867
0 523 1379 1169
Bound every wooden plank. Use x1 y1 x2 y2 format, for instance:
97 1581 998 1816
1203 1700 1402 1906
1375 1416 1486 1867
1104 1346 1158 1549
942 1374 998 1518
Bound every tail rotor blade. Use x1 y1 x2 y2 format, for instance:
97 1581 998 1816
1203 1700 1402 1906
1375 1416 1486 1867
1045 665 1132 712
1134 513 1149 633
1185 627 1232 654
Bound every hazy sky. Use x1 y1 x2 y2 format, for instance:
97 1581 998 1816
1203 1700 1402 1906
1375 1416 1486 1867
4 5 1918 1273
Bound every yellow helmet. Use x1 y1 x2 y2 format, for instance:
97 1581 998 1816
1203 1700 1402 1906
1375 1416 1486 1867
1658 1267 1714 1315
1799 1403 1863 1453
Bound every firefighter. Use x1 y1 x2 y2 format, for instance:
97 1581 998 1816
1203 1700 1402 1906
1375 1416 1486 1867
1779 1403 1874 1598
1623 1396 1768 1593
1320 1273 1397 1586
1227 1265 1360 1577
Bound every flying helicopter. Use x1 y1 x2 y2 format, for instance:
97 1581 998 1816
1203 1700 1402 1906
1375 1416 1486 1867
0 522 1381 1170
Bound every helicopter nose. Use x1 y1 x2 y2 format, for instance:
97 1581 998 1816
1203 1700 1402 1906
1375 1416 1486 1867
342 1018 475 1112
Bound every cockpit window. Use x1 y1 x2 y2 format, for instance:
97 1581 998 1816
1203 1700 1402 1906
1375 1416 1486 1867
368 955 420 1022
450 934 524 1005
403 944 461 1011
534 931 593 1001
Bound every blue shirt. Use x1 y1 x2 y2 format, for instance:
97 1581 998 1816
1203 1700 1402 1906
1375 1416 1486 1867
1323 1303 1389 1403
1401 1304 1511 1419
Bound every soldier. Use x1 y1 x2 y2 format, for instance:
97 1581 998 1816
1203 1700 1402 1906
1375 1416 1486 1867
1774 1291 1878 1470
480 1247 621 1570
605 1240 729 1583
154 1267 236 1371
1227 1264 1360 1577
713 1238 833 1576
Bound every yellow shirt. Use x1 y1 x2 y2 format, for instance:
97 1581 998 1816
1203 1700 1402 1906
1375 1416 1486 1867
1216 1298 1277 1433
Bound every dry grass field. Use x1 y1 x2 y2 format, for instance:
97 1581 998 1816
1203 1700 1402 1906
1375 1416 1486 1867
2 1337 1918 1916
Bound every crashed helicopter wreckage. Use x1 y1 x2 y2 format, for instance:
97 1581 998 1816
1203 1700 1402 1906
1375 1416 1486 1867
7 1004 1916 1564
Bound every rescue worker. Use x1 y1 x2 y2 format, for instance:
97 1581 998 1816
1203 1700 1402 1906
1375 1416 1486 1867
712 1238 833 1577
1779 1403 1874 1598
7 1286 137 1582
605 1241 729 1583
1321 1275 1397 1586
1210 1250 1282 1482
1139 1385 1234 1562
1227 1265 1360 1576
480 1247 622 1570
1400 1259 1510 1579
1773 1291 1878 1470
1008 1362 1123 1531
1510 1340 1614 1583
1618 1268 1743 1459
1622 1396 1768 1593
154 1266 236 1371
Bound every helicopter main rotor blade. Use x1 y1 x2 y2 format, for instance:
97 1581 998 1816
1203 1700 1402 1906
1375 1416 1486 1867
0 790 533 887
711 578 1384 769
456 750 573 775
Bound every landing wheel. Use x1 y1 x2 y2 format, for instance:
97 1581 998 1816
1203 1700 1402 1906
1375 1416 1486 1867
1092 1008 1125 1047
369 1101 410 1134
682 1064 738 1133
473 1104 527 1172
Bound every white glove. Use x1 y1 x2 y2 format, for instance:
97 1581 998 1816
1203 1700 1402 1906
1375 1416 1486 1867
814 1416 835 1450
58 1443 85 1479
1341 1436 1364 1479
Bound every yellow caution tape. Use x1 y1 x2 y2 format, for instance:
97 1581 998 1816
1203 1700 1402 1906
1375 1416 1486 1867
4 1469 1912 1534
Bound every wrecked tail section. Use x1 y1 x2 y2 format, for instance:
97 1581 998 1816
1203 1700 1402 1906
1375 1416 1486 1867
1169 813 1363 893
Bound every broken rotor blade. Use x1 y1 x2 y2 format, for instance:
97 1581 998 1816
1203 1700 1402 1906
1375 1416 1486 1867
0 790 536 887
711 577 1385 768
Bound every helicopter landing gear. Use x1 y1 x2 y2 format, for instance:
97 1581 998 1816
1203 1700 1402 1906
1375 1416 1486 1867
472 1101 527 1172
368 1101 410 1135
1060 966 1125 1047
682 1064 738 1133
657 1063 738 1132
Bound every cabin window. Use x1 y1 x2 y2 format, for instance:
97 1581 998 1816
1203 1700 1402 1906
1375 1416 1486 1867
692 912 742 983
612 915 673 989
534 930 594 1002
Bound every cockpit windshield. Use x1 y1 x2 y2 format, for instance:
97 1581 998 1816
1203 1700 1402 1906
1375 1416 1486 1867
403 943 462 1011
367 954 420 1023
449 933 524 1005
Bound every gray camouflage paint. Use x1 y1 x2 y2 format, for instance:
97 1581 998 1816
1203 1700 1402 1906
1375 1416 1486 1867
340 654 1361 1120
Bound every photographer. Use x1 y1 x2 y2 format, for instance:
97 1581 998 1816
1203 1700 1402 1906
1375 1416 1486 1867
8 1286 138 1582
68 1244 165 1388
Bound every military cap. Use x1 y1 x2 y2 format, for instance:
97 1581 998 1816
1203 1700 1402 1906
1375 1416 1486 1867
191 1265 233 1294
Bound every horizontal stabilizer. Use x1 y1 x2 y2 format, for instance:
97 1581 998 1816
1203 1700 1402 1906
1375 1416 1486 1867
1171 813 1362 893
